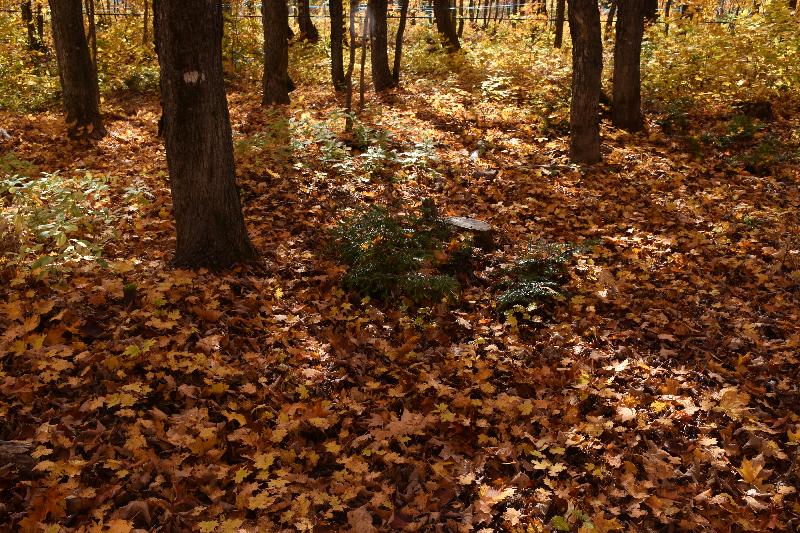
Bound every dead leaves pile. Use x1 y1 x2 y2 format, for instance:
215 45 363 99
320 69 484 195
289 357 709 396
1 78 799 532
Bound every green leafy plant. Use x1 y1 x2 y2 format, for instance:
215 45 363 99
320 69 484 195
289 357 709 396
331 206 471 303
0 170 116 272
497 242 576 314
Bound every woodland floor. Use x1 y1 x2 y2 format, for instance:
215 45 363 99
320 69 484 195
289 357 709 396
1 78 800 532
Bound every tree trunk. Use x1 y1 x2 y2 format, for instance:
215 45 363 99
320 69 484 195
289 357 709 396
48 0 105 138
568 0 602 163
434 0 460 50
22 1 39 50
359 13 368 109
789 0 797 9
368 0 395 91
392 0 410 82
644 0 658 22
154 0 255 268
297 0 320 42
345 0 357 130
330 0 347 90
612 0 644 132
664 0 672 35
553 0 565 47
143 0 149 44
604 0 616 40
262 0 292 104
457 0 464 37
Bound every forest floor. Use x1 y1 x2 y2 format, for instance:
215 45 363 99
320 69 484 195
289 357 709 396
1 74 800 532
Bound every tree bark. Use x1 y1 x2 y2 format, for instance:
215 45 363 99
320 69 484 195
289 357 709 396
457 0 464 37
154 0 255 268
553 0 566 48
368 0 395 91
143 0 149 44
392 0 409 82
262 0 292 104
330 0 347 90
345 0 357 130
297 0 320 42
568 0 602 163
22 1 40 50
664 0 672 35
359 13 368 109
433 0 460 51
49 0 105 138
612 0 644 132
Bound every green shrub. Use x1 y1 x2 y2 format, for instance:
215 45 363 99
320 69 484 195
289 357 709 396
331 206 471 303
0 170 115 273
497 242 576 313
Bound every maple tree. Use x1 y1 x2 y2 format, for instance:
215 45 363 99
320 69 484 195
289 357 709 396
1 0 800 531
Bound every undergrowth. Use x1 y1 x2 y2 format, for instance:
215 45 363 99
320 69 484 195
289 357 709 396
331 206 473 303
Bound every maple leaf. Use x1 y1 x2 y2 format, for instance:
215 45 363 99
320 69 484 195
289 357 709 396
347 505 376 533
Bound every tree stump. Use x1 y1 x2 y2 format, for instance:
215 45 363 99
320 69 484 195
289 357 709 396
442 216 494 249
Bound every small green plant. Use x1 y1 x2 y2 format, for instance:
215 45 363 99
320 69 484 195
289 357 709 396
331 206 472 303
497 242 576 314
656 97 693 134
0 170 116 272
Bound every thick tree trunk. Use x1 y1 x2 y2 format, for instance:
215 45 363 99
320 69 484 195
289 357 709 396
368 0 395 91
568 0 602 163
392 0 409 82
154 0 255 268
297 0 320 42
49 0 105 138
330 0 347 90
612 0 644 132
789 0 797 9
433 0 460 51
262 0 292 104
553 0 566 48
664 0 672 34
604 0 616 40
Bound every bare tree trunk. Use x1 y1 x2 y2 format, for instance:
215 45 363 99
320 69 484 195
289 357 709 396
84 0 98 71
664 0 672 34
457 0 464 36
612 0 644 132
553 0 565 47
21 1 38 50
345 0 357 130
262 0 292 104
359 13 368 110
392 0 410 82
143 0 149 44
330 0 347 90
434 0 460 50
298 0 320 41
49 0 105 138
604 0 616 41
154 0 255 268
568 0 602 163
368 0 395 91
